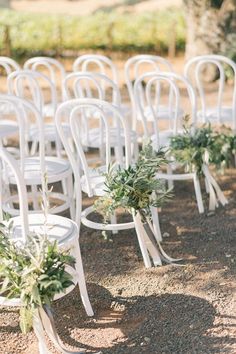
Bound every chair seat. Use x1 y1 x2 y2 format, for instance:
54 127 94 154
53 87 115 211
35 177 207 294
82 127 137 148
29 123 71 142
6 156 71 184
81 166 107 196
0 120 18 139
197 106 233 123
138 105 184 122
9 213 78 245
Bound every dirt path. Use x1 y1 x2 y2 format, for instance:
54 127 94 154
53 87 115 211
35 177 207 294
0 169 235 353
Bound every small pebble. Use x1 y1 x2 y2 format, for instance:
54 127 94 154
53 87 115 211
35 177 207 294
163 232 170 238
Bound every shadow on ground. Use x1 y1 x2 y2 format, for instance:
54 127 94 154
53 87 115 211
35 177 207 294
53 283 235 354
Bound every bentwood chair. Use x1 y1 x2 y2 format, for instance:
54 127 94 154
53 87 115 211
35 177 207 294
125 54 184 134
0 146 94 354
0 57 21 137
56 98 162 267
24 57 67 116
73 54 131 119
0 56 20 91
184 54 236 130
0 94 75 219
7 69 71 157
134 71 204 213
63 71 138 162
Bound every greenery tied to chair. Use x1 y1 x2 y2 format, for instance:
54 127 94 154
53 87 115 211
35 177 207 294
0 174 75 335
95 143 179 266
0 226 75 334
95 142 171 222
169 116 236 175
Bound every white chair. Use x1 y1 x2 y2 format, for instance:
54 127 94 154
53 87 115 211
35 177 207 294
73 54 119 83
7 69 67 156
24 56 67 116
0 57 21 134
184 54 236 130
0 56 20 87
56 98 163 267
73 54 131 119
0 94 75 219
64 71 138 162
134 72 204 214
125 54 184 134
0 146 94 353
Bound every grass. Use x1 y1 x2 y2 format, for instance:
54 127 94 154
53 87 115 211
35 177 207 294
0 8 186 58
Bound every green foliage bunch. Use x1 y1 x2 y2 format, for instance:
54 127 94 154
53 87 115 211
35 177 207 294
169 118 236 174
0 9 185 58
0 223 75 333
95 143 171 220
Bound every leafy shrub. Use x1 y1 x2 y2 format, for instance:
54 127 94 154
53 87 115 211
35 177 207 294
0 8 186 58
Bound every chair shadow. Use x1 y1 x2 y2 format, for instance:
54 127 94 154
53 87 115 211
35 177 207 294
53 283 235 354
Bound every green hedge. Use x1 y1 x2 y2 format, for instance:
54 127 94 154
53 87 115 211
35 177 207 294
0 9 186 58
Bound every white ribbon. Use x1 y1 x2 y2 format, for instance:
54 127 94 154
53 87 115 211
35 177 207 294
33 306 101 354
202 164 228 211
133 211 182 267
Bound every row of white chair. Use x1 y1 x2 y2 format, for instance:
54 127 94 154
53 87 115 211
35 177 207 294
1 53 236 131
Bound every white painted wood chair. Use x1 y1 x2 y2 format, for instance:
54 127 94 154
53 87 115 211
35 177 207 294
24 56 67 117
0 146 94 354
63 71 138 162
0 94 75 219
125 54 184 134
134 71 204 214
73 54 131 119
184 54 236 130
55 98 163 267
7 69 70 157
0 56 21 134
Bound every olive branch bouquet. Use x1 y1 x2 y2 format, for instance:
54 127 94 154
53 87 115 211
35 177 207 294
0 172 76 340
94 142 171 221
0 222 75 335
169 116 236 175
94 143 180 267
169 117 231 210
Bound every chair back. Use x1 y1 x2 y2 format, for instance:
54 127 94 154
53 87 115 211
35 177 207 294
24 57 66 101
184 54 236 128
125 55 174 128
0 56 20 77
7 69 58 117
134 72 197 148
64 71 121 106
73 54 119 85
55 98 131 200
0 146 29 240
0 93 45 167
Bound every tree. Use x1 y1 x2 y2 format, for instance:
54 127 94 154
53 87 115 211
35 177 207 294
184 0 236 59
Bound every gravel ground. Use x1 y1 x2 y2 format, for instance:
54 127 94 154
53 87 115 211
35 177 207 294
0 168 235 354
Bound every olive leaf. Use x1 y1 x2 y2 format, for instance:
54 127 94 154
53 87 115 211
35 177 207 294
94 142 172 222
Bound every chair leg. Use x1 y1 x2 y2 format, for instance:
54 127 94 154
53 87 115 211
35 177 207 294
30 140 38 156
73 241 94 317
32 184 40 210
193 174 204 214
166 164 174 189
110 213 118 234
67 175 75 220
